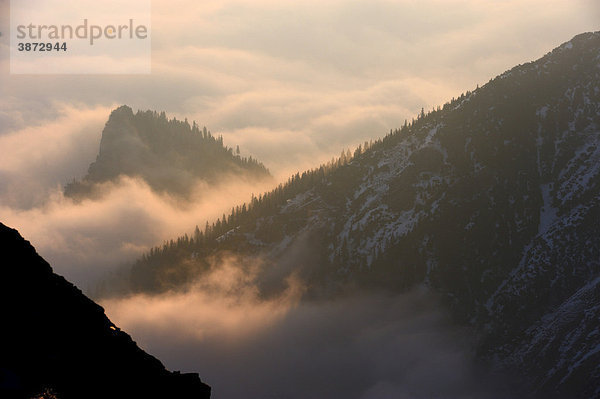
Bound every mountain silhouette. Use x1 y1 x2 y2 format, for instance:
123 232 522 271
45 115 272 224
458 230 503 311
0 222 211 399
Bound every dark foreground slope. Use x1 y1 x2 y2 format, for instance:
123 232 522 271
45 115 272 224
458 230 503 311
0 222 210 399
65 105 270 200
125 32 600 397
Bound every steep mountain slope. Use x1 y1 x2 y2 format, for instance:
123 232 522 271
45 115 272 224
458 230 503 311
0 222 211 399
64 105 270 199
124 32 600 397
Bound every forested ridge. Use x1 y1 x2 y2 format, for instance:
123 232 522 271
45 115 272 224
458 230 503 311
101 32 600 398
65 105 270 199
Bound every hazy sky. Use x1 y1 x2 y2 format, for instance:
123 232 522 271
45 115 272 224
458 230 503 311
1 0 598 174
0 0 598 284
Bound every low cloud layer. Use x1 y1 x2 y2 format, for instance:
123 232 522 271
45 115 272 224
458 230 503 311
0 103 276 289
103 269 512 399
0 104 111 209
0 174 276 290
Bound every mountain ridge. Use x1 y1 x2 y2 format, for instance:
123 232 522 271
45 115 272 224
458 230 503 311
64 105 271 200
0 222 211 399
115 31 600 397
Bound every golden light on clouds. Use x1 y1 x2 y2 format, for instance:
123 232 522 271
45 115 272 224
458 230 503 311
102 257 305 342
0 0 597 292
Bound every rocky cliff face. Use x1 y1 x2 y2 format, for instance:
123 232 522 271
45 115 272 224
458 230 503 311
0 222 210 399
126 32 600 397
